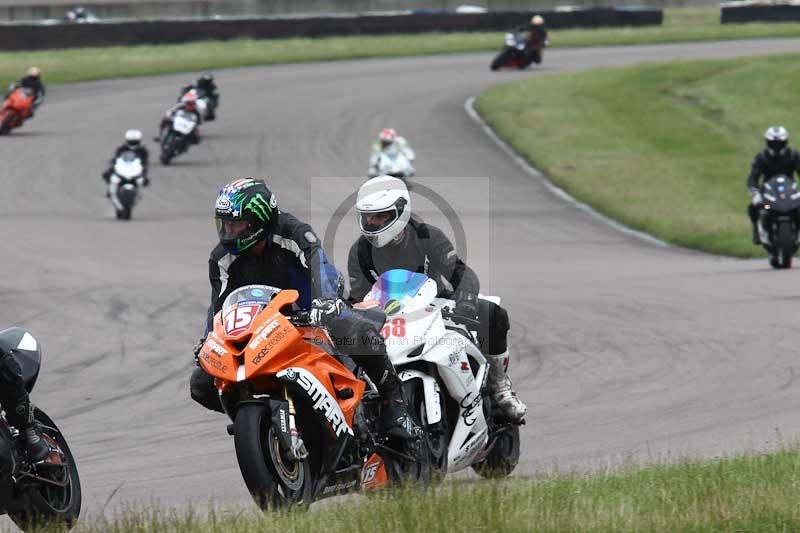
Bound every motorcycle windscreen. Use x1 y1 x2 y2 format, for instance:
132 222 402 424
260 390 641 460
0 327 41 393
220 284 282 339
367 269 437 315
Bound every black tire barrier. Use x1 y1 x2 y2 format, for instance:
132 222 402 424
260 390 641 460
721 4 800 24
0 9 662 51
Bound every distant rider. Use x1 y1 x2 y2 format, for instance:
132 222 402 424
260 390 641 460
348 176 527 422
190 178 421 442
516 15 547 66
368 128 416 178
6 67 45 118
157 98 202 145
747 126 800 244
102 129 150 186
0 339 50 462
179 72 219 121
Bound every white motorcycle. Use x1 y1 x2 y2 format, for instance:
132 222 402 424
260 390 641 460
108 151 146 220
160 109 199 165
370 145 415 181
363 269 522 481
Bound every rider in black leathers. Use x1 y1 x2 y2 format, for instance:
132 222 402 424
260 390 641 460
0 349 49 462
746 126 800 244
189 178 420 442
102 129 150 185
348 176 527 421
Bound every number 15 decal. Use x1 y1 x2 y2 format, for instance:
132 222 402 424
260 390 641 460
380 318 406 339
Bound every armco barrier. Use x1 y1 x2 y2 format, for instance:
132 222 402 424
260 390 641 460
721 4 800 23
0 8 662 51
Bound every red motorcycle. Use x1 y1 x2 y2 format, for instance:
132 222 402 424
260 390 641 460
0 87 35 135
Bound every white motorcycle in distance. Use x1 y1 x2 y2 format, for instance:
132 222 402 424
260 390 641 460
370 145 415 182
362 269 522 481
160 109 199 165
108 151 146 220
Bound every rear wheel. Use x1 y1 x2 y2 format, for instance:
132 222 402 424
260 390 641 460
9 409 81 531
471 424 520 479
234 403 312 511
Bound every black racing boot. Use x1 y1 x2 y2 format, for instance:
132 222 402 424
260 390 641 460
379 376 422 443
22 426 50 463
8 401 49 463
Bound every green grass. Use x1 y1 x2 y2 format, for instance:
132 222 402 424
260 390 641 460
2 8 800 86
475 53 800 257
18 446 800 532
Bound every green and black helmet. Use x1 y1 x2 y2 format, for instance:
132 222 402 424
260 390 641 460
214 178 278 255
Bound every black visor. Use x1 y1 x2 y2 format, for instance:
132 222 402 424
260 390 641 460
768 139 788 153
359 209 398 234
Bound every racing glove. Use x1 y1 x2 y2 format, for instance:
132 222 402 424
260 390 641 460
750 188 762 206
454 290 479 320
309 298 348 328
192 336 206 363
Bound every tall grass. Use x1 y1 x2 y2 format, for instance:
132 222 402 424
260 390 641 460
14 446 800 532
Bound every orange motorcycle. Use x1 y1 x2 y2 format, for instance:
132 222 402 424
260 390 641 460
196 285 429 510
0 87 35 135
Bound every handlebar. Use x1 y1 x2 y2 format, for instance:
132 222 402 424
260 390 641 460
441 306 481 329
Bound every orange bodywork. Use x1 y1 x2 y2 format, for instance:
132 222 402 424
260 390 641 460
2 88 34 124
197 289 366 428
361 453 389 490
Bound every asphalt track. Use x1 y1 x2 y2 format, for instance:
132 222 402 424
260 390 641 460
3 38 800 519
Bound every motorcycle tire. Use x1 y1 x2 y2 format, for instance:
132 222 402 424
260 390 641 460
0 112 14 135
9 409 81 531
775 221 794 269
490 49 512 71
471 424 520 479
115 207 132 221
234 403 312 511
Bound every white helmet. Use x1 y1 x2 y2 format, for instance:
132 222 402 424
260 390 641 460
356 176 411 248
125 129 143 146
765 126 789 156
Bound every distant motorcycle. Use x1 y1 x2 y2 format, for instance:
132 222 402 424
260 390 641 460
490 31 543 71
159 109 199 165
0 87 35 135
370 145 415 181
757 174 800 269
108 151 146 220
0 327 81 531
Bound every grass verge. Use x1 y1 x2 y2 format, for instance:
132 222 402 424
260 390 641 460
475 53 800 256
19 446 800 532
2 8 800 86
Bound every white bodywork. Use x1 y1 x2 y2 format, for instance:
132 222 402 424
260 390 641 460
366 272 493 473
375 145 415 179
505 32 527 50
172 110 198 135
108 153 144 212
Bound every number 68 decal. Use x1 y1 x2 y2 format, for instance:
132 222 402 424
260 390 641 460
380 318 406 339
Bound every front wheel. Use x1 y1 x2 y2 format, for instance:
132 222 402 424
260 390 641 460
234 403 312 511
471 424 520 479
490 49 511 71
0 111 15 134
9 409 81 531
775 220 795 269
